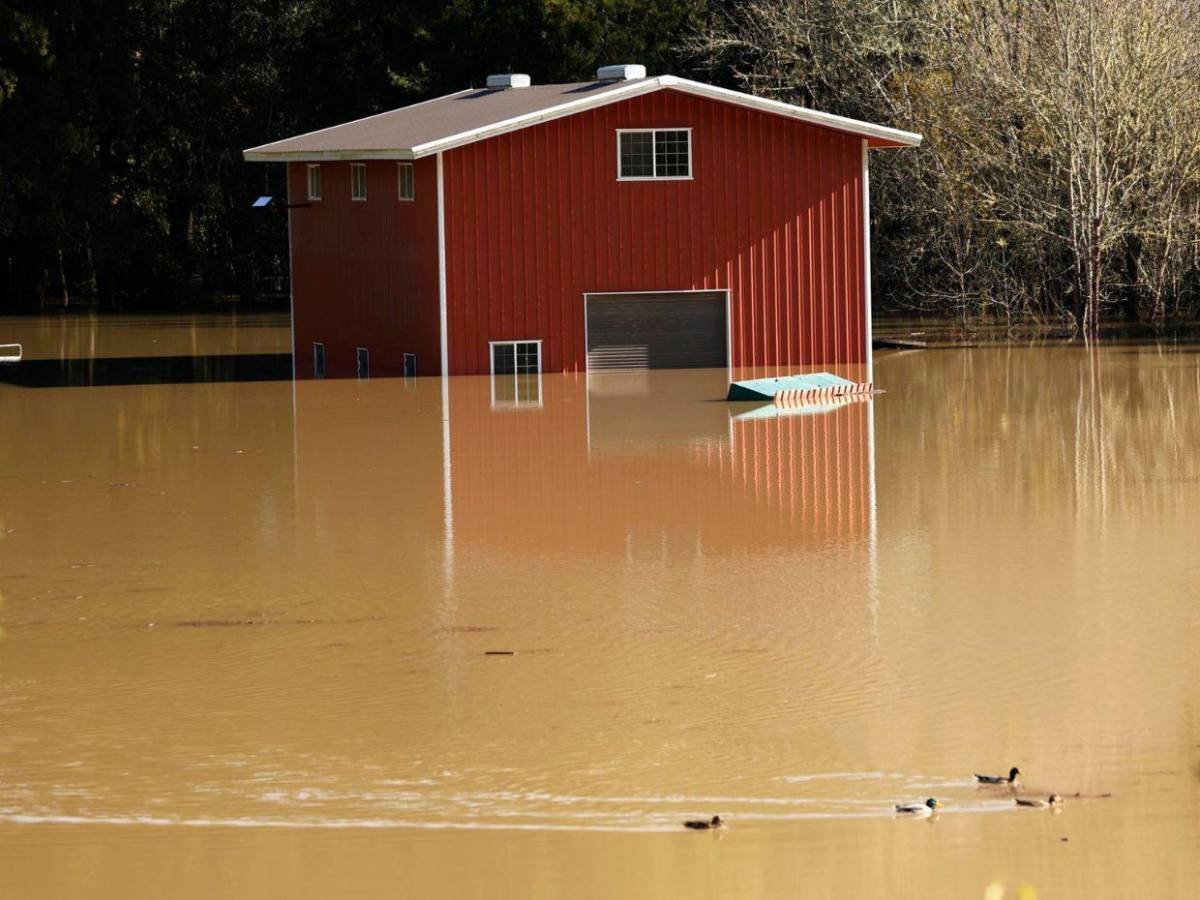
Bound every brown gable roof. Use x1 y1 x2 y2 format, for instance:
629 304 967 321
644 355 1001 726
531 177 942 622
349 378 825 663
244 76 920 162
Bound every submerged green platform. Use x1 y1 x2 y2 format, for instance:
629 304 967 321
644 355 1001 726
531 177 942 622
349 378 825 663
726 372 856 401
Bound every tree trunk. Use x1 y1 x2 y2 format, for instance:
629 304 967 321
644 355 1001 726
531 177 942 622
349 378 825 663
57 247 70 309
1087 216 1102 337
1122 235 1140 322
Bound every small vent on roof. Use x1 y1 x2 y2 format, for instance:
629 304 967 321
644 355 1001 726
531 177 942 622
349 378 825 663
596 64 646 83
486 73 531 90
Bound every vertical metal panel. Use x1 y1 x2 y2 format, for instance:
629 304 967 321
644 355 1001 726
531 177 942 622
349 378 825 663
288 159 441 378
440 89 869 378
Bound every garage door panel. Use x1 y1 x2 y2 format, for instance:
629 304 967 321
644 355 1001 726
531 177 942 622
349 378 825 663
586 292 726 370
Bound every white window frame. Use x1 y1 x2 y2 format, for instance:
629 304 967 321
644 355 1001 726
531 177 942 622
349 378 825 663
306 164 322 201
350 163 367 201
397 162 415 201
616 128 693 181
488 340 543 409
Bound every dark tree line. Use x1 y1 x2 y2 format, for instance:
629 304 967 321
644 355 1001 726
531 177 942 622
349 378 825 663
0 0 699 311
3 0 1198 328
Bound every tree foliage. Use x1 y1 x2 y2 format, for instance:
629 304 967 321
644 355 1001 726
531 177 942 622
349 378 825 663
0 0 700 311
2 0 1198 327
693 0 1200 329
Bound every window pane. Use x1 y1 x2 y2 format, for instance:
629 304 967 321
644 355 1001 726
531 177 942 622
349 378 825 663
492 343 516 375
654 130 690 177
307 165 321 200
515 342 539 374
619 132 654 178
352 164 366 199
399 163 414 200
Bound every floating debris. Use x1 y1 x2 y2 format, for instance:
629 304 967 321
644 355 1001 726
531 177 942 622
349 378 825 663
726 372 871 402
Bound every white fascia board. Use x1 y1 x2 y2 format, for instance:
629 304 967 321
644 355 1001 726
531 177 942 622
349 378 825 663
408 78 663 158
242 88 473 161
666 78 923 148
407 76 920 158
243 76 922 164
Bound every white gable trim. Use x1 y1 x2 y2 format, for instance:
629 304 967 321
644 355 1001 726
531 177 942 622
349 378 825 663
243 76 921 163
408 76 920 158
667 78 921 149
407 78 662 158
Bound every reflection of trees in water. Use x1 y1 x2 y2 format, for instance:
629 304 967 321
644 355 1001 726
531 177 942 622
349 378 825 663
877 346 1200 521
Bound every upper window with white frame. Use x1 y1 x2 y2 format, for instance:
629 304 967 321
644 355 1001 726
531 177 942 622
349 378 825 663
397 162 414 201
306 164 322 201
350 163 367 200
617 129 692 180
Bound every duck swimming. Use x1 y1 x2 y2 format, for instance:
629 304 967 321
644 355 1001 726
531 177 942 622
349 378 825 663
683 815 724 830
1015 794 1063 809
894 798 940 817
975 766 1021 786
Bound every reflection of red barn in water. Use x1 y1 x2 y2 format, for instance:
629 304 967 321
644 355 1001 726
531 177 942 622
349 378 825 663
448 372 873 557
290 373 874 589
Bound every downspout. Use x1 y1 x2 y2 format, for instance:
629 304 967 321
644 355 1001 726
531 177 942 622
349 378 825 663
861 140 874 384
436 152 449 376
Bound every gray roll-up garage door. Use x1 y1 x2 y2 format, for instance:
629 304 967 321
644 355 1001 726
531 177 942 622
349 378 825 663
585 291 727 370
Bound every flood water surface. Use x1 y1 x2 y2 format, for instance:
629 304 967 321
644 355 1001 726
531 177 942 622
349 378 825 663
1 322 1198 898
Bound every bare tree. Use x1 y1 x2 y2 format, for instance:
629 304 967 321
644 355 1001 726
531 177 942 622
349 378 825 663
689 0 1200 330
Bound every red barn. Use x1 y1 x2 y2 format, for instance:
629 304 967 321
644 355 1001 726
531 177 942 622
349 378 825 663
245 66 919 380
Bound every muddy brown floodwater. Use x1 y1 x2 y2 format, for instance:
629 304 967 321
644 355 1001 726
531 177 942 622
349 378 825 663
1 315 1198 898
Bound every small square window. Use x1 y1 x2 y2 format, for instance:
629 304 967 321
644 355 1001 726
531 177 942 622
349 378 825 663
306 164 322 201
313 342 326 378
398 162 414 201
618 129 691 180
351 163 367 201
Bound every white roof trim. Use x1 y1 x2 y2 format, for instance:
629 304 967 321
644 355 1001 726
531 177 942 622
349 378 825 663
242 76 921 163
666 78 922 148
407 78 660 158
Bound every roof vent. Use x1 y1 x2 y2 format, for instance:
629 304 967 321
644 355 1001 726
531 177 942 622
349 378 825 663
596 64 646 83
486 73 531 90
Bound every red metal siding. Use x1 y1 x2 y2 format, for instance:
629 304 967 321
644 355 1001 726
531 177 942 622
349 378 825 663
442 89 866 377
288 159 440 378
